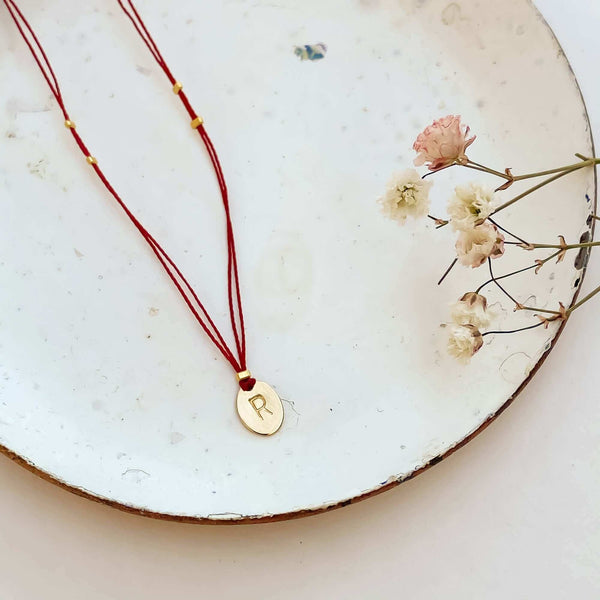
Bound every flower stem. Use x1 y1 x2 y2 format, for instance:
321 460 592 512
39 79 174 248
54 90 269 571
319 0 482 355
465 157 599 184
482 321 548 337
483 258 564 317
427 214 449 227
486 258 519 305
475 250 562 294
438 258 458 285
512 157 600 181
464 161 511 179
518 306 563 316
488 217 530 245
492 168 581 215
568 282 600 313
475 264 536 293
530 241 600 250
427 158 597 229
422 163 455 179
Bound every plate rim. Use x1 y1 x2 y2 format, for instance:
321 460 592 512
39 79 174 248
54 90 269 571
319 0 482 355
0 0 596 524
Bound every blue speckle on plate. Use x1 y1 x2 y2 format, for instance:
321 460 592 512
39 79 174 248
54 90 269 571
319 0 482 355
294 43 327 61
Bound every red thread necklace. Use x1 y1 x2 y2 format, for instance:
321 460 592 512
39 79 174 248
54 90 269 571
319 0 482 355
4 0 284 436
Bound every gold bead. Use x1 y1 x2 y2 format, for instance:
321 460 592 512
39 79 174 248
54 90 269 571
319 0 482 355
190 116 204 129
236 370 252 382
86 156 98 165
172 81 183 94
64 120 76 129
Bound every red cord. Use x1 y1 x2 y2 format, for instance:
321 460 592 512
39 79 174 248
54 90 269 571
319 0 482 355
4 0 255 389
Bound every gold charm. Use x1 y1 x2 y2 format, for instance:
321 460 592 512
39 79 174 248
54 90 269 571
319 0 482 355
236 379 284 436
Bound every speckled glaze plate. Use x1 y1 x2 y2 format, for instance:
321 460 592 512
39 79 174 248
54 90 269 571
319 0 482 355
0 0 594 523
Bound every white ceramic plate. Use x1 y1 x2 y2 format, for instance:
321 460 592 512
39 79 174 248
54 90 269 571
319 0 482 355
0 0 594 522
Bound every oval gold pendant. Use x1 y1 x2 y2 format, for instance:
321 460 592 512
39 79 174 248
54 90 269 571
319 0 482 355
236 381 284 436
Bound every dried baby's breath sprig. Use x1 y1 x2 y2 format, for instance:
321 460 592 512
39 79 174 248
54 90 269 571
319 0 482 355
381 114 600 361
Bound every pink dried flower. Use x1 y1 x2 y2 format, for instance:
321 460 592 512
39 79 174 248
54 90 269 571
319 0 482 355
455 222 505 268
413 115 476 171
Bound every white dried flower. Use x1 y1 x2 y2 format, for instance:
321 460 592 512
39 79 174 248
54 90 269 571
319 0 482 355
455 222 505 268
448 183 496 231
450 292 492 329
447 323 483 363
379 168 432 224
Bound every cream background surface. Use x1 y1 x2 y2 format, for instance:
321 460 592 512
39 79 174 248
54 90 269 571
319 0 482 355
0 1 598 598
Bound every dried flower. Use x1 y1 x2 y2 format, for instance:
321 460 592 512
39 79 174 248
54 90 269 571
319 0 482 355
450 292 492 329
455 222 505 268
413 115 476 171
379 168 432 224
447 183 496 231
447 324 483 363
